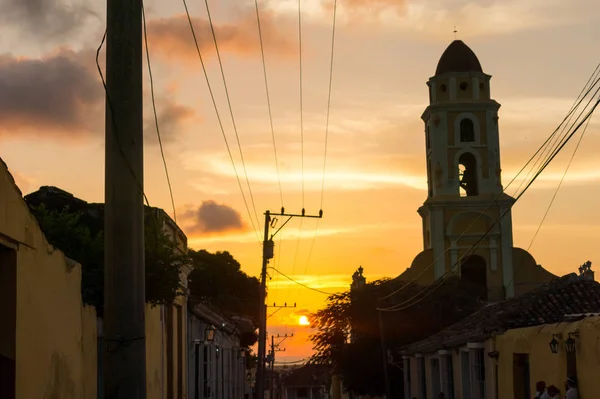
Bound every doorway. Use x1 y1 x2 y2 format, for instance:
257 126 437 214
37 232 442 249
513 354 531 399
461 255 488 300
0 245 17 399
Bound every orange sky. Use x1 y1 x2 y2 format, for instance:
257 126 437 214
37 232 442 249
2 0 600 362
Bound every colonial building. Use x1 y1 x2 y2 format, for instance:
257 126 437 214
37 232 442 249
401 269 600 399
0 159 97 399
399 40 555 300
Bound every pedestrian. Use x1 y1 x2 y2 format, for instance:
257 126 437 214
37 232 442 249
547 385 560 399
565 376 578 399
535 381 551 399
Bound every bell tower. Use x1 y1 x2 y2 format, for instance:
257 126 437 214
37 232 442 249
419 40 516 299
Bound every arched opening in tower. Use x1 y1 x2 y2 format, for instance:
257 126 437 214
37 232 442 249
458 152 478 197
460 118 475 142
460 254 487 300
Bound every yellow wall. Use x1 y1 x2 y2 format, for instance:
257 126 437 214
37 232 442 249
0 159 97 399
495 316 600 399
146 304 166 399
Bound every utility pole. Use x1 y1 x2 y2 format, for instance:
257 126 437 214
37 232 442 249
269 333 292 398
104 0 146 397
256 208 323 399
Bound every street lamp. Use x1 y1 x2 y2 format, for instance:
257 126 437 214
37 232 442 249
564 333 577 353
205 325 216 342
549 334 561 354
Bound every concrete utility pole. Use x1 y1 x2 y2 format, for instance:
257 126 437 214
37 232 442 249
104 0 146 396
269 333 292 397
256 209 322 399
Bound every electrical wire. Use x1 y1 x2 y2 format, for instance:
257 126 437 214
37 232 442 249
503 112 594 294
142 4 177 222
300 0 339 293
320 0 338 210
512 63 600 198
253 0 284 208
269 266 335 296
298 0 305 209
181 0 261 244
202 0 261 230
379 69 600 301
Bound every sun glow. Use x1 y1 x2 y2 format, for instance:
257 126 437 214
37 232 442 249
299 315 310 326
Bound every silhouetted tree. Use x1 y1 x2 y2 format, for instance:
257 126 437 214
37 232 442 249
187 249 260 347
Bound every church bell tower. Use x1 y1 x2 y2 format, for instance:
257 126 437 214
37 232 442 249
419 40 516 299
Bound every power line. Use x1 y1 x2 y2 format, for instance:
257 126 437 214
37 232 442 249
253 0 284 208
298 0 305 209
181 0 261 244
320 0 338 210
269 266 335 296
141 4 177 222
202 0 261 230
512 62 600 198
301 0 338 295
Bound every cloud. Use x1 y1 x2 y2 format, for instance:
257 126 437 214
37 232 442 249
143 89 198 144
145 11 295 62
0 0 97 40
0 49 103 139
182 200 248 235
0 48 195 143
271 0 588 38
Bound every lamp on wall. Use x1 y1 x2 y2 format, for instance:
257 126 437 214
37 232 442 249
564 332 578 353
205 325 216 342
549 334 561 354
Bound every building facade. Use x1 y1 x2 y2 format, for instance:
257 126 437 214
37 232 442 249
187 303 251 399
398 40 555 300
0 159 97 399
401 271 600 399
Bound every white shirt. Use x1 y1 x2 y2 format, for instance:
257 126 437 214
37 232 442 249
566 387 578 399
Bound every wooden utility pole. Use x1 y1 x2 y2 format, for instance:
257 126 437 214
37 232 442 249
256 209 322 399
104 0 146 397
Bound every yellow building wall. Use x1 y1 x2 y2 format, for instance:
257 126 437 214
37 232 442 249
494 317 600 399
0 160 97 399
146 303 166 399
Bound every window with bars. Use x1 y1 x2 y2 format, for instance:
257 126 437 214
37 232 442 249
418 357 427 399
441 354 455 399
404 358 412 399
473 348 486 399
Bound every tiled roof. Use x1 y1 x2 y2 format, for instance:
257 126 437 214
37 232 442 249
403 273 600 354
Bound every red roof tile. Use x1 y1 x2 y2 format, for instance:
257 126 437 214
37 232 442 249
403 274 600 354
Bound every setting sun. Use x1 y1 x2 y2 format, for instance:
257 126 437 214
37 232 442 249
299 315 310 326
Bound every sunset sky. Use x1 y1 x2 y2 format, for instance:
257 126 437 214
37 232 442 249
1 0 600 361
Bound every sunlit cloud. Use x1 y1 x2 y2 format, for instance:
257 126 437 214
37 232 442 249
265 0 590 38
145 10 296 62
